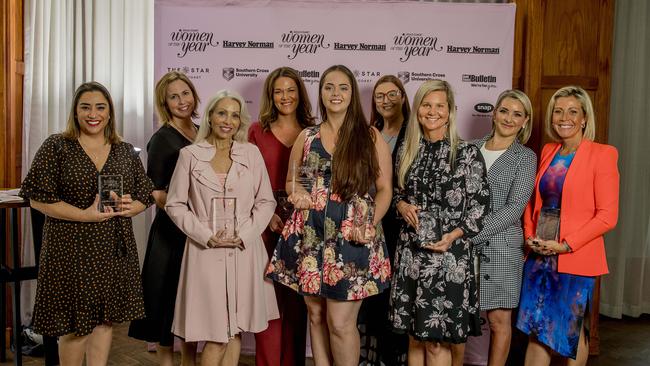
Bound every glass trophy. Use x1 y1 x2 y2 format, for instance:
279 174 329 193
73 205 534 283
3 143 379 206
536 208 560 241
273 190 293 222
352 198 376 242
417 208 442 248
211 197 237 240
98 174 123 212
290 156 319 202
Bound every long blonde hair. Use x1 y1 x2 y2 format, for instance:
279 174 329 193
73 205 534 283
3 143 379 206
397 79 459 189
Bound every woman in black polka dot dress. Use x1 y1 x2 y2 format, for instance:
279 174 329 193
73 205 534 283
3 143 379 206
20 82 154 365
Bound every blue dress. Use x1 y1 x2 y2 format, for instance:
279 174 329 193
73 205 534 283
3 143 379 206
516 151 595 359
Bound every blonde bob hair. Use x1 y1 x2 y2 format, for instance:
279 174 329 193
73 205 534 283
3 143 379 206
493 89 533 144
397 79 460 189
195 90 251 144
545 85 595 142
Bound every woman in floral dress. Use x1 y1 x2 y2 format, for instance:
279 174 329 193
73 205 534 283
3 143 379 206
390 79 490 366
266 65 393 366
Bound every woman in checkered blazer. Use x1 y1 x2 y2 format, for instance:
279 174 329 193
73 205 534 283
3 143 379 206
470 90 537 366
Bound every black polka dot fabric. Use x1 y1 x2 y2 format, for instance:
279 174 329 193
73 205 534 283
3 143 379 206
20 134 154 337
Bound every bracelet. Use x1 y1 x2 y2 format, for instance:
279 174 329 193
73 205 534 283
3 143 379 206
562 240 572 253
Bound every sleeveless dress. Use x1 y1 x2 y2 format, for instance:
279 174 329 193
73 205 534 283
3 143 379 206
266 125 392 300
516 151 595 359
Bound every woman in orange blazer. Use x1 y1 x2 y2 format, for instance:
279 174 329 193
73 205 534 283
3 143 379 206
515 86 619 366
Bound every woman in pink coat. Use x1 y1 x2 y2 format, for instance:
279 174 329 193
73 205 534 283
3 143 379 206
166 89 279 366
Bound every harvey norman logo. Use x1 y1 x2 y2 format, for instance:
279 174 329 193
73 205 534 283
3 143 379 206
447 45 500 54
279 31 330 60
334 42 386 51
169 29 219 58
222 40 274 49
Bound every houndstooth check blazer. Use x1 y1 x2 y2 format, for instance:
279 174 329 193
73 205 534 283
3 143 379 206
471 135 537 310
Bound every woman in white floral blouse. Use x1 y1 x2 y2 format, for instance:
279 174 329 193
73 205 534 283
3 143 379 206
390 79 490 366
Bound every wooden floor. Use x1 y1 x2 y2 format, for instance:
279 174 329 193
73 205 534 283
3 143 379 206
1 314 649 365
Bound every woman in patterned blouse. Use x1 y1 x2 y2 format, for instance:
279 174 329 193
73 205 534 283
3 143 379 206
390 79 490 366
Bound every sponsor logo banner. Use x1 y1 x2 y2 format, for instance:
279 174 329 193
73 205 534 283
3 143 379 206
156 2 515 140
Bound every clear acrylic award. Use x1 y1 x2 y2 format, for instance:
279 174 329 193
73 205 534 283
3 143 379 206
290 155 319 201
211 197 237 240
273 190 293 222
417 208 442 248
536 208 560 241
98 174 123 212
352 197 376 242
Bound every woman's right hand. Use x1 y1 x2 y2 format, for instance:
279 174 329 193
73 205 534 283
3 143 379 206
268 214 284 233
288 192 313 210
208 231 245 250
397 200 419 229
526 236 555 256
84 194 119 222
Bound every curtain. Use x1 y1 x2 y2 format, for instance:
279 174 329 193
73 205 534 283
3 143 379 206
21 0 154 324
599 0 650 318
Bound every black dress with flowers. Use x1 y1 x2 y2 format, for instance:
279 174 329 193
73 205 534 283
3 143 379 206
389 138 490 343
266 125 392 301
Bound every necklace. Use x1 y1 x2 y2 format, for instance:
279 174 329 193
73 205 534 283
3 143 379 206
78 138 108 163
170 121 197 142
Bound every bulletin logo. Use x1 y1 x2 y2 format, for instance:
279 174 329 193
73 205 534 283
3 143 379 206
222 68 235 81
462 74 497 89
390 33 443 63
279 31 330 60
168 28 219 58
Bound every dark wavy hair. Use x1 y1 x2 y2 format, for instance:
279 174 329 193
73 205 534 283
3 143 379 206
259 67 315 131
370 75 410 131
62 81 121 144
319 65 379 201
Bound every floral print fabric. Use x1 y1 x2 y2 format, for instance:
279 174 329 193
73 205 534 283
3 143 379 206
389 138 490 343
266 126 392 300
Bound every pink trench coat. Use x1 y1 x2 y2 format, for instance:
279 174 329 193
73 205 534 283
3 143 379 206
165 141 279 343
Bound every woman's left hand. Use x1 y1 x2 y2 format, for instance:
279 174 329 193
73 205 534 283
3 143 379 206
528 238 569 255
350 224 376 244
425 233 455 253
117 194 145 217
